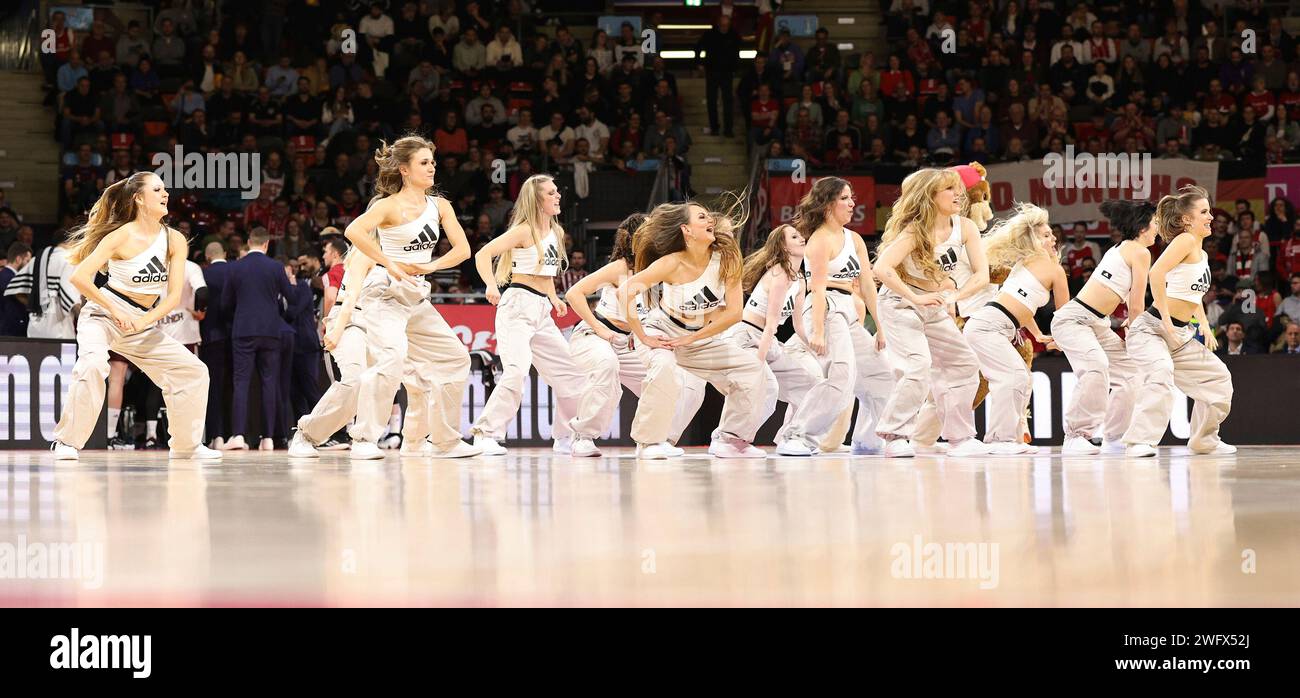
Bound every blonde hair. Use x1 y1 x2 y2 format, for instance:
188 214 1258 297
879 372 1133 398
372 134 438 202
1154 184 1210 242
65 171 159 265
879 168 965 286
493 174 567 285
983 202 1052 271
742 224 801 293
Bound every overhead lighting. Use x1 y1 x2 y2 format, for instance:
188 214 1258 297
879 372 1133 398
660 50 697 59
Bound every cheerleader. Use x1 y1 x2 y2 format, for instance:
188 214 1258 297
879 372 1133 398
622 200 766 459
1122 185 1235 457
470 174 587 456
334 135 481 460
50 172 220 460
962 203 1068 454
775 178 896 455
873 168 988 458
719 224 824 451
1051 200 1153 455
563 213 706 456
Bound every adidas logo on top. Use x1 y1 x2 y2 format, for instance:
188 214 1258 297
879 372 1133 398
680 286 721 313
542 244 560 267
131 256 168 284
402 223 439 252
780 294 795 318
938 247 959 272
831 255 860 280
1191 268 1211 293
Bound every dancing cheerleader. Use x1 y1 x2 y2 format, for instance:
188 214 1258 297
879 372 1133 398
962 203 1068 454
331 135 481 459
470 174 587 455
563 212 706 456
873 168 988 457
51 172 219 460
622 200 766 459
1051 199 1153 455
1122 185 1235 456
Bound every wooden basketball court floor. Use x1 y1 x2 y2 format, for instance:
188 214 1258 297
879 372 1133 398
1 446 1296 607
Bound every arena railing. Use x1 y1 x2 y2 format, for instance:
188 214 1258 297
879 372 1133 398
0 6 38 72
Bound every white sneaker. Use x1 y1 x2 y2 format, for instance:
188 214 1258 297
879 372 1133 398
663 443 686 457
1126 443 1157 458
209 436 224 450
473 434 507 456
221 435 249 450
912 441 948 455
172 444 223 460
552 436 574 455
988 441 1038 455
776 438 815 456
51 441 78 460
636 442 674 460
399 439 429 457
259 437 275 451
1099 439 1126 454
708 437 765 458
379 434 402 450
1061 436 1101 455
288 431 319 458
429 440 483 458
571 438 601 457
947 438 990 457
885 439 915 458
1196 442 1237 455
350 441 385 460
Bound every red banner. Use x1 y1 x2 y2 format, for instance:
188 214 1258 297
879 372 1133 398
434 302 578 354
766 174 875 235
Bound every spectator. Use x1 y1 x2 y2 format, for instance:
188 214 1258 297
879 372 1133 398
265 56 300 100
116 20 150 67
61 78 103 149
1280 273 1300 323
464 83 507 127
1274 322 1300 354
507 108 540 155
925 110 961 161
1060 223 1102 279
1227 227 1270 288
1216 321 1254 356
152 18 188 79
557 249 589 295
804 27 840 83
453 26 486 77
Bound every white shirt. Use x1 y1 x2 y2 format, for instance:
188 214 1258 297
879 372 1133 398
159 260 207 345
574 119 610 149
359 14 394 39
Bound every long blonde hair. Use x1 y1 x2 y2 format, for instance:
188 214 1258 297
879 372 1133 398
65 171 159 265
633 201 743 306
742 224 801 293
878 168 966 286
1154 184 1210 243
493 174 567 285
983 202 1052 271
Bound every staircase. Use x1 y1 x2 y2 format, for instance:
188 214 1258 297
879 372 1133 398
677 76 751 202
0 71 59 223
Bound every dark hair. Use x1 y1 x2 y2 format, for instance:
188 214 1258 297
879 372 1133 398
6 241 31 259
1098 200 1157 241
325 237 348 257
610 212 646 265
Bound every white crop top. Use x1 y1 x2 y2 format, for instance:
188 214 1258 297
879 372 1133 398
1165 249 1211 304
1093 244 1134 298
377 196 440 264
902 214 964 280
1001 263 1051 312
660 252 725 319
594 283 646 323
511 229 561 277
825 227 862 281
107 226 169 295
745 270 802 321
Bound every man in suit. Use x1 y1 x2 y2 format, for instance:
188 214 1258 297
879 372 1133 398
221 228 295 450
286 257 324 426
199 241 232 448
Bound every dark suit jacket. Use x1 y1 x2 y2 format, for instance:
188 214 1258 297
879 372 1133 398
200 259 232 343
284 278 321 354
221 251 295 340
